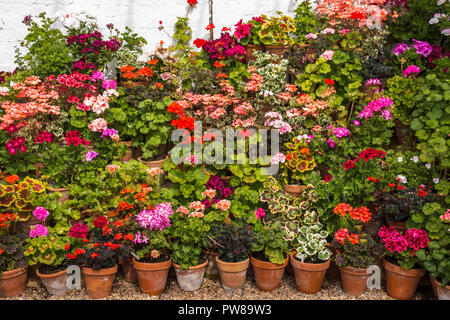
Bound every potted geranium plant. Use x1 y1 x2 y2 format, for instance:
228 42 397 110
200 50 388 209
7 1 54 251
258 12 296 59
291 211 332 294
169 202 208 291
332 230 383 295
24 211 71 295
208 218 254 291
67 216 131 299
235 16 265 62
131 202 173 295
378 225 429 300
0 211 28 297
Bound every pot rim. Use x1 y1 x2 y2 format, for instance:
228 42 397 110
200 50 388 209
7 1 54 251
82 264 118 276
215 256 250 272
47 186 69 192
250 254 289 269
133 257 172 271
338 265 371 276
172 259 208 271
36 266 67 279
138 155 169 164
290 252 331 271
383 258 425 278
430 276 450 290
0 267 28 280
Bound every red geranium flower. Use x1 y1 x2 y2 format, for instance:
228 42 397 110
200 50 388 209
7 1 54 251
206 24 215 31
324 78 335 86
187 0 198 5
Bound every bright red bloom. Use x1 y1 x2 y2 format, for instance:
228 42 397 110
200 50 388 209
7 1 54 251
91 252 99 259
193 38 207 48
343 160 355 170
187 0 198 5
93 216 108 228
206 24 215 31
324 78 335 86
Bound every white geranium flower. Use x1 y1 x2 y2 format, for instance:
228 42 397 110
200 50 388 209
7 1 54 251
429 17 440 24
425 163 432 169
437 0 446 5
397 156 403 162
433 178 440 184
411 156 419 163
397 175 407 184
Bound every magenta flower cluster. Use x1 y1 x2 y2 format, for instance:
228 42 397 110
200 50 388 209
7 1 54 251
67 31 121 54
68 223 89 238
29 224 48 238
202 176 235 209
378 225 429 254
332 127 350 139
357 97 394 121
32 206 49 221
203 32 246 61
393 43 409 56
234 19 252 40
85 150 99 162
101 127 118 138
135 202 173 231
254 208 265 220
403 65 420 78
412 39 432 57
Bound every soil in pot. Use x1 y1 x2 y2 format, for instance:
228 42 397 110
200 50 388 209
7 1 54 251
215 256 249 291
339 265 372 296
173 257 208 292
250 253 288 292
133 255 172 295
0 267 28 297
383 257 425 300
82 265 118 299
290 252 330 294
36 265 70 296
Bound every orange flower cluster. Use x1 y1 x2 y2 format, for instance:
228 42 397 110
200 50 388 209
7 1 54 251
120 59 157 79
0 212 16 229
334 228 360 245
5 175 19 184
334 203 372 223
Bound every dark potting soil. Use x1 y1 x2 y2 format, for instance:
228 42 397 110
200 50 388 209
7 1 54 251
39 264 67 275
139 254 171 264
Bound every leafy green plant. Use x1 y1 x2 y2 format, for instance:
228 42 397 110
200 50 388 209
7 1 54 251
293 0 319 42
259 12 296 46
281 137 316 185
251 221 289 264
332 232 382 269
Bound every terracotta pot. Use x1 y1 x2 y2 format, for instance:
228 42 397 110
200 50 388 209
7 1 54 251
34 162 44 178
0 267 28 297
383 258 425 300
265 45 290 61
47 187 70 205
106 208 119 218
244 44 265 63
215 257 249 291
204 251 220 280
119 80 148 88
173 259 208 292
121 260 138 283
119 141 133 162
384 215 407 234
82 265 117 299
325 243 340 281
133 257 172 295
250 255 288 292
36 267 70 296
339 266 372 295
430 276 450 300
290 252 330 294
138 155 168 169
283 184 306 198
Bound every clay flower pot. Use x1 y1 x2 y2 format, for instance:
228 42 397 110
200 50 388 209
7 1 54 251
244 44 265 63
204 251 220 280
173 259 208 292
119 141 133 162
282 184 306 198
290 252 330 294
121 260 138 283
265 45 290 61
339 266 372 295
215 256 249 291
106 208 119 218
36 267 70 296
250 255 288 292
82 265 117 299
384 215 407 234
0 267 28 297
383 258 425 300
325 243 340 281
138 155 168 169
430 276 450 300
47 186 70 205
133 257 172 295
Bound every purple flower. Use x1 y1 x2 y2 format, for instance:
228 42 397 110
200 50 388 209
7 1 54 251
393 43 409 56
90 70 105 82
102 79 116 90
29 224 48 238
85 150 99 162
364 78 382 86
413 39 432 57
32 207 49 221
332 127 350 138
404 65 420 78
353 120 360 126
101 127 118 138
326 138 336 148
357 97 394 120
135 202 173 231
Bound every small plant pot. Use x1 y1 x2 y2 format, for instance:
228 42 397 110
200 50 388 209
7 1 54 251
0 267 28 297
121 260 138 283
119 141 133 162
282 184 306 198
138 155 168 185
106 208 119 218
244 44 265 63
82 265 117 299
384 215 407 234
133 257 172 295
338 266 372 296
383 258 425 300
430 276 450 300
264 45 290 61
34 161 44 178
250 255 288 292
215 257 249 291
325 243 340 281
204 251 220 280
36 267 70 296
290 252 330 294
173 260 208 292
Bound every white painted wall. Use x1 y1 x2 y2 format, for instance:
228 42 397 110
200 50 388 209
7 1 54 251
0 0 299 71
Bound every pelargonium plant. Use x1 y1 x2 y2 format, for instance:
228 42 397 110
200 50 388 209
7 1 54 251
378 225 429 270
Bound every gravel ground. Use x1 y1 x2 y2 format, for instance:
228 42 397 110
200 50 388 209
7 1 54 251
1 268 435 300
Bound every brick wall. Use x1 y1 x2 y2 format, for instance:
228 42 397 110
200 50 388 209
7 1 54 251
0 0 299 71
